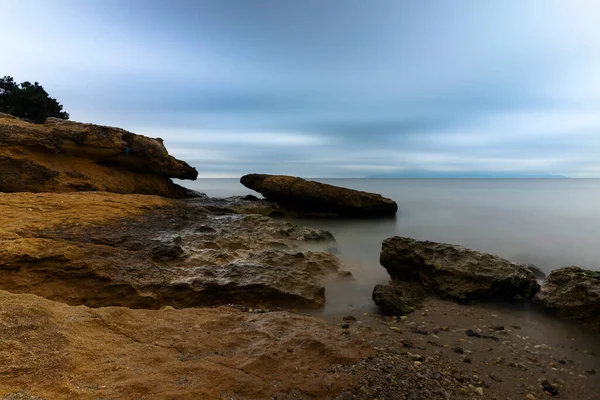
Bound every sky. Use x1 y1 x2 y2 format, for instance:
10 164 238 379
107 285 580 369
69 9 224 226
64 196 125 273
2 0 600 178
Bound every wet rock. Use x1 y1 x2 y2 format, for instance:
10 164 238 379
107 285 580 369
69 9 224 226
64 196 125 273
149 238 186 261
465 329 481 338
377 236 540 303
0 195 340 309
372 282 425 315
190 195 283 216
0 114 197 198
543 384 559 396
534 266 600 331
410 325 429 335
240 173 398 217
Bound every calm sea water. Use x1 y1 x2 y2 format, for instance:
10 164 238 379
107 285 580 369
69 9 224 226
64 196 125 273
179 178 600 313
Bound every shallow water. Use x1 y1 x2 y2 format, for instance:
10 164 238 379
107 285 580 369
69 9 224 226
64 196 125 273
181 178 600 373
181 178 600 309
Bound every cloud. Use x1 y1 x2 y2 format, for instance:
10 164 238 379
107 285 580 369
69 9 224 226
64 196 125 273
2 0 600 177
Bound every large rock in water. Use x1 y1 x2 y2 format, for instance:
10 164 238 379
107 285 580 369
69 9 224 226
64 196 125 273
374 237 540 312
534 266 600 332
0 113 198 198
240 173 398 217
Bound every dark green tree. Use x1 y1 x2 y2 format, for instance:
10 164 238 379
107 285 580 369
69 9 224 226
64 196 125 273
0 76 69 123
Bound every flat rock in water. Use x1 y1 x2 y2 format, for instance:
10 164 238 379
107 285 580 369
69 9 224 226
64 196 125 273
375 236 540 307
240 173 398 217
534 266 600 332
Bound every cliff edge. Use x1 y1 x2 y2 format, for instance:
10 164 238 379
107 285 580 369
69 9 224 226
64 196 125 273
0 113 198 198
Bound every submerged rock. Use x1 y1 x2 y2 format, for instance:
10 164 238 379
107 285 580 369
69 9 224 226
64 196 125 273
534 266 600 331
0 113 197 198
240 173 398 217
374 237 540 310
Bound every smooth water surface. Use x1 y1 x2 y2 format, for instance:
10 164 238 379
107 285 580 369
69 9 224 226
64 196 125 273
181 178 600 312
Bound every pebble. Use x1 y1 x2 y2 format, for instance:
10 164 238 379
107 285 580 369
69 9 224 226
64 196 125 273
413 361 422 367
389 326 402 333
343 316 357 322
542 384 559 396
341 323 350 329
526 394 536 400
465 329 481 338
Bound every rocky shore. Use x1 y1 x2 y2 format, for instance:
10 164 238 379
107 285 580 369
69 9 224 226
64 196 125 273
0 114 197 198
1 115 598 399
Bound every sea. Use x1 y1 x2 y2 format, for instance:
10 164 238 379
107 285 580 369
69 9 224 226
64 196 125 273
179 178 600 315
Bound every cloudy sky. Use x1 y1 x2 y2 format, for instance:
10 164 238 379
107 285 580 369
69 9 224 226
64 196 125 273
2 0 599 177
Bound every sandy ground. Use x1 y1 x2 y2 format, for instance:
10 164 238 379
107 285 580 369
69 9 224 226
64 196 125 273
324 298 600 400
1 192 598 399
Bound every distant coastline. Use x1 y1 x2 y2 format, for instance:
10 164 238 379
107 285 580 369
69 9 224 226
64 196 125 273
365 171 569 179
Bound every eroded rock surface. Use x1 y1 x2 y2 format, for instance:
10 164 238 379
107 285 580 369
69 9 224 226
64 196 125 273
191 195 284 217
535 266 600 331
372 282 426 315
0 113 197 198
0 290 369 399
0 192 339 309
240 173 398 217
374 237 540 313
